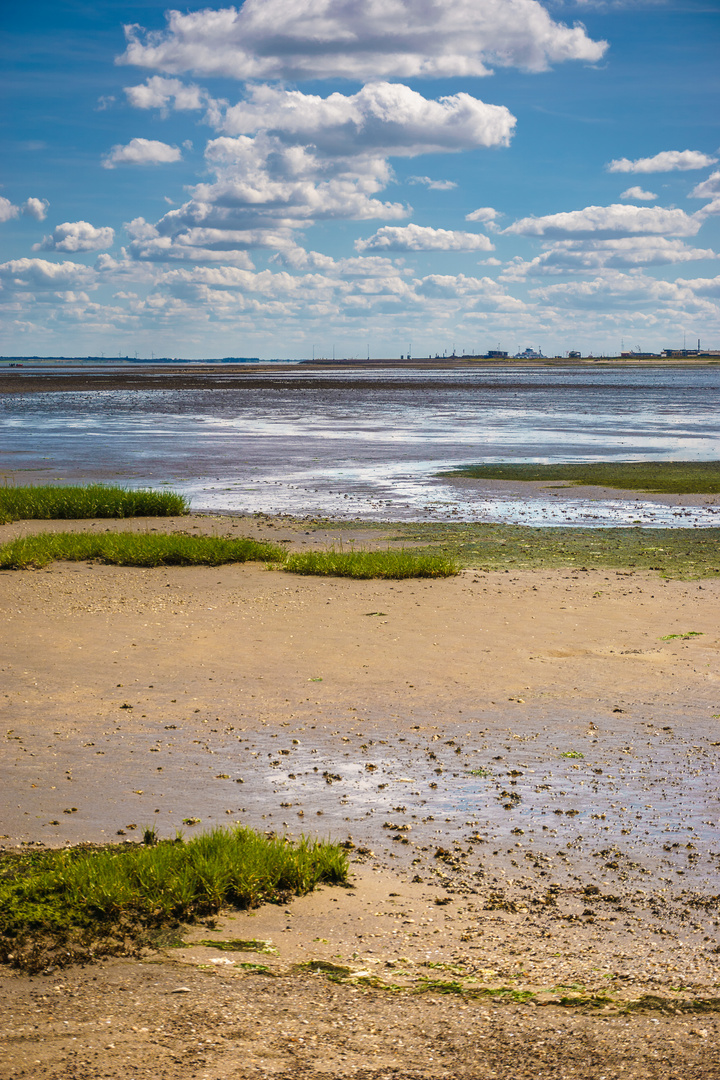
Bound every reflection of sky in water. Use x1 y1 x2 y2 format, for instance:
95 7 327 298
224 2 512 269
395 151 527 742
2 365 719 527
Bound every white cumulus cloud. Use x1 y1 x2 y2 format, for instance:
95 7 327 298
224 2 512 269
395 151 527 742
408 176 457 190
689 171 720 199
501 237 716 278
466 206 501 224
102 138 182 169
0 258 95 290
35 221 115 253
220 83 516 155
620 186 657 201
22 197 49 221
505 203 700 238
125 75 208 111
607 149 717 173
0 197 19 223
119 0 607 81
356 224 494 252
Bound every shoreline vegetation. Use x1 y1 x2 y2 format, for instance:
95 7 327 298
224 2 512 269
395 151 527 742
439 460 720 495
0 484 717 577
0 827 349 973
1 525 718 577
0 532 458 577
0 483 188 524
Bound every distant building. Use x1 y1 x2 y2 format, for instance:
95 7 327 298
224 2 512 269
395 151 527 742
485 350 508 358
513 347 544 359
661 348 720 358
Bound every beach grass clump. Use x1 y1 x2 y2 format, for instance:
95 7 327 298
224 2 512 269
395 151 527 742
0 827 348 972
282 546 458 579
0 531 285 569
439 460 720 495
0 483 189 524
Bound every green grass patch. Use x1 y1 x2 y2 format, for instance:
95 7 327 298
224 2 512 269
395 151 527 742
0 531 285 570
282 547 458 579
659 631 704 641
383 522 720 579
0 483 188 524
439 460 720 495
0 827 348 973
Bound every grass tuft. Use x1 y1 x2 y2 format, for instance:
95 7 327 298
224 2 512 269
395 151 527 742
0 532 285 570
282 547 458 579
0 483 188 524
0 827 348 972
439 460 720 495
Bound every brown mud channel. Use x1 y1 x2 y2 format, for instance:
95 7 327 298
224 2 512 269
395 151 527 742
1 515 719 1077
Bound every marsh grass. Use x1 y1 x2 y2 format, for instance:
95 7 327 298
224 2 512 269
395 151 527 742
387 522 720 578
439 460 720 495
0 827 348 972
0 531 286 569
282 547 458 579
0 483 188 524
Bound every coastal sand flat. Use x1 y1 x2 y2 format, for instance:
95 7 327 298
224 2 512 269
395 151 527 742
1 521 719 1077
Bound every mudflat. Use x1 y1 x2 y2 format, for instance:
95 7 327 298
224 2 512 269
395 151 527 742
1 515 719 1078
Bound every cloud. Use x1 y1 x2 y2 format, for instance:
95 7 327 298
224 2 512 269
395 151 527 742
220 83 516 156
408 176 457 190
1 196 50 223
356 224 494 252
0 197 19 223
0 258 95 291
102 138 182 169
689 171 720 200
415 273 524 310
466 206 500 224
119 0 607 81
34 221 115 253
607 149 717 173
694 197 720 224
192 134 408 223
22 198 49 221
124 75 226 124
125 75 207 111
502 237 716 278
505 203 700 238
620 186 657 201
527 269 720 314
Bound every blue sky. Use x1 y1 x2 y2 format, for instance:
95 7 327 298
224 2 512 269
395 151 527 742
1 0 719 359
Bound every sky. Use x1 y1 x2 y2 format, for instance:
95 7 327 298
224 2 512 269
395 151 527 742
1 0 719 359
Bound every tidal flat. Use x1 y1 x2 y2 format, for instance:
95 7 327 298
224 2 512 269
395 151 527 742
1 513 719 1078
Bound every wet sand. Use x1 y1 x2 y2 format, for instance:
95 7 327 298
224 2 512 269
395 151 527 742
1 515 719 1077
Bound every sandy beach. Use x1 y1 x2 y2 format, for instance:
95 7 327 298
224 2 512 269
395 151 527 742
1 514 719 1077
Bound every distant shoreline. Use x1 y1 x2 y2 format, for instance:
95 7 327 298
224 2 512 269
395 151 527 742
0 355 718 396
1 355 718 367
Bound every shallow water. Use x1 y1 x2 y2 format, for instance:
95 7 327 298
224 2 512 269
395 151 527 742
2 364 719 527
8 706 718 892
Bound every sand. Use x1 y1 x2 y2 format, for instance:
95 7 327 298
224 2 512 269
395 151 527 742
1 514 719 1078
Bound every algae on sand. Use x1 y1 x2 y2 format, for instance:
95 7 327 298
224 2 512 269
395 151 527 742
384 522 720 579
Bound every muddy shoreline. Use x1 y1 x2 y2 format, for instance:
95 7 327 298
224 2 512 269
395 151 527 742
1 514 719 1077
